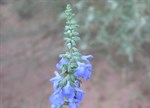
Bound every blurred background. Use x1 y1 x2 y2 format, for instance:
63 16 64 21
0 0 150 108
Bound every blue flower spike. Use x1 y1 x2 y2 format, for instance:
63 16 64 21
49 4 93 108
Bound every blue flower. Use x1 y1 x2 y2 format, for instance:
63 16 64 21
69 102 79 108
81 55 93 64
50 4 94 108
67 87 84 108
50 71 62 90
74 80 80 87
75 62 92 80
74 87 84 103
50 89 64 105
62 81 75 98
56 54 69 70
51 104 62 108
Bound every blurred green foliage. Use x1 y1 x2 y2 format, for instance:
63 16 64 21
71 0 150 62
14 0 36 19
13 0 150 62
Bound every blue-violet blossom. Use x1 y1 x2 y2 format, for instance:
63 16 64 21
49 4 93 108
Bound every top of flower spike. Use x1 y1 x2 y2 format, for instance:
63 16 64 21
64 4 80 44
65 4 74 18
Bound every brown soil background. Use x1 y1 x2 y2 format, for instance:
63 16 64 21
0 1 150 108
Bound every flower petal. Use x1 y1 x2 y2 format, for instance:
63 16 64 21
50 89 64 105
62 82 75 98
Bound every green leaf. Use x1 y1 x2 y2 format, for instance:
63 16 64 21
71 40 76 46
64 37 70 41
72 53 81 58
67 65 71 72
59 79 67 88
69 75 75 82
67 43 72 49
72 47 78 52
62 64 68 72
72 32 79 36
70 81 75 87
70 63 78 68
72 37 80 41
